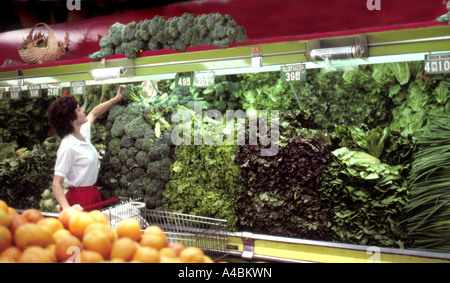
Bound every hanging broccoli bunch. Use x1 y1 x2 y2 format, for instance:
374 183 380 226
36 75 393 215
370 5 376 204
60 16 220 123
89 12 247 60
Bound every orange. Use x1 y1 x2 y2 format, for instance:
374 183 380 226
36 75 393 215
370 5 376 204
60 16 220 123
117 218 142 241
83 229 112 259
52 228 72 243
144 225 164 235
89 210 109 224
9 214 28 235
84 222 116 242
0 200 8 213
7 207 19 216
109 257 126 263
204 255 214 263
133 246 160 263
160 256 183 263
55 235 82 263
46 244 58 263
22 209 44 223
14 223 53 249
80 250 104 263
69 211 96 239
180 247 205 263
0 226 12 252
110 237 138 262
140 233 166 250
0 210 10 228
159 247 176 258
58 207 82 229
0 246 21 263
18 246 53 263
37 217 64 234
169 242 185 257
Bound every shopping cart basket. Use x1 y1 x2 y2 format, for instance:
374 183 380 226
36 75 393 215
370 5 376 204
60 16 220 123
84 197 229 261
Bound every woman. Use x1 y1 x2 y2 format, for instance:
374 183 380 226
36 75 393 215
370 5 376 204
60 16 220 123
48 85 124 211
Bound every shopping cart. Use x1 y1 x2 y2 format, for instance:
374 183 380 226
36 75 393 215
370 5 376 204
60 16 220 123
84 197 229 262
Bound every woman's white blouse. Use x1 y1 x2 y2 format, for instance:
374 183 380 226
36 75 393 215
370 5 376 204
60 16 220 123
54 121 99 187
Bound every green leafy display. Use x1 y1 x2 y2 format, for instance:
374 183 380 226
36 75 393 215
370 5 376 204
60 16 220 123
0 137 59 209
164 142 244 230
319 147 409 248
235 111 333 239
405 114 450 253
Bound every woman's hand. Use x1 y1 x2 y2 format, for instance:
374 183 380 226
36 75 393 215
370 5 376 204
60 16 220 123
111 85 125 104
71 204 84 211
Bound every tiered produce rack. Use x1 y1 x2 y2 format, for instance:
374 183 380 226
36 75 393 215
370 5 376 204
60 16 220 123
1 15 450 263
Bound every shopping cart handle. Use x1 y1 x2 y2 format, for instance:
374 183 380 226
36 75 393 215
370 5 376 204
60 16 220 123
82 197 120 211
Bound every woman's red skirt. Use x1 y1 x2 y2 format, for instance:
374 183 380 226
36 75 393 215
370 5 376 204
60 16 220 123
65 184 102 211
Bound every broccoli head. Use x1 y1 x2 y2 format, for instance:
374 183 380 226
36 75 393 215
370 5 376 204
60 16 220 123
125 116 152 139
121 21 137 43
135 20 151 42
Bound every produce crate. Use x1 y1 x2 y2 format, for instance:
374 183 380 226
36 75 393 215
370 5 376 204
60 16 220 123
101 198 229 262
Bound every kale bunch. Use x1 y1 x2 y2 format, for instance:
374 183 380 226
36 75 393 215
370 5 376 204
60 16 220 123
90 13 247 60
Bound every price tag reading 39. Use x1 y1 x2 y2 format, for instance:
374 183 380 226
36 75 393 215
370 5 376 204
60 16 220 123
281 64 306 83
425 53 450 74
193 72 215 88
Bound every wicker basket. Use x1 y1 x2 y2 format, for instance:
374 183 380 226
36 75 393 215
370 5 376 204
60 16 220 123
18 23 64 64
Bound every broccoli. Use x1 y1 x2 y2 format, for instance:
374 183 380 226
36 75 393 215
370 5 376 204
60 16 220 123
135 151 147 167
99 35 113 48
147 37 162 52
109 22 125 45
121 21 137 43
125 116 152 139
177 13 195 34
120 135 135 148
110 111 138 138
127 147 138 160
118 147 128 163
109 156 122 172
135 20 151 42
108 138 122 156
146 161 160 179
148 15 166 37
108 105 126 122
121 39 145 59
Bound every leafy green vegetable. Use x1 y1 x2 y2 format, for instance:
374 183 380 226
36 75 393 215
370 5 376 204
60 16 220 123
320 147 409 248
235 111 333 239
0 136 59 209
405 114 450 253
163 142 244 231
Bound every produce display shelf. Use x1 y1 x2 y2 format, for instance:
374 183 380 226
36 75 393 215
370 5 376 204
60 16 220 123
1 23 449 88
224 232 450 263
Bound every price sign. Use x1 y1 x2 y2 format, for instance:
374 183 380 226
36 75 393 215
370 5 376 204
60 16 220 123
9 87 21 100
28 85 42 98
425 53 450 74
48 84 62 97
281 64 306 83
0 87 5 101
193 72 215 88
175 74 193 88
71 81 86 96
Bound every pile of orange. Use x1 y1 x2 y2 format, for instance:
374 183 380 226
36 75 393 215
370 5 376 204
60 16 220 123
0 199 214 263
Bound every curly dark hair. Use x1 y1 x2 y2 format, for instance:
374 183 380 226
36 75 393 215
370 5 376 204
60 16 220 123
48 96 78 138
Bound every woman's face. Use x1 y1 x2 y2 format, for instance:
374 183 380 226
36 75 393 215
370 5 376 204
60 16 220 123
72 105 87 126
